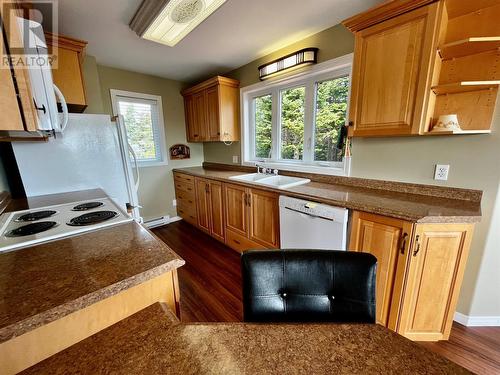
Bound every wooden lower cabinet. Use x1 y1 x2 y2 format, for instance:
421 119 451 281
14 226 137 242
224 183 279 252
349 210 474 341
395 223 474 341
349 211 413 326
248 188 280 248
174 172 197 226
208 181 225 242
195 178 211 234
194 177 225 241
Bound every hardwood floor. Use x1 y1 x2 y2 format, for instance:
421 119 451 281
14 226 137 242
153 221 242 322
152 221 500 375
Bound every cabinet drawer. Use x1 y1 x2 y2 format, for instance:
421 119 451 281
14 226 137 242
174 181 195 194
177 204 197 226
175 189 195 203
174 173 195 185
225 229 266 253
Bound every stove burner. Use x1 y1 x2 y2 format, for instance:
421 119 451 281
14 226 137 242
67 211 118 226
16 210 57 222
6 221 58 237
72 202 104 211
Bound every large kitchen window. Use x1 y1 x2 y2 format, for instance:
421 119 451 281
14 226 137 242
110 90 167 167
242 54 352 175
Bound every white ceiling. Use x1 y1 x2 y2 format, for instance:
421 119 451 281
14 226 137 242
46 0 382 82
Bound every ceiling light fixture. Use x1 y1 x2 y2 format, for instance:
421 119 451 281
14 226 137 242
130 0 227 47
258 48 319 80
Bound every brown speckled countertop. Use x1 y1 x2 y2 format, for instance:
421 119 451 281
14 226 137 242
0 190 185 344
23 303 471 374
174 167 482 223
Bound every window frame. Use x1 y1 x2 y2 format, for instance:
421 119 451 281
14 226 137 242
241 53 353 176
110 89 168 168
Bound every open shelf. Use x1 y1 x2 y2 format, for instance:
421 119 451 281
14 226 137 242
431 81 500 95
439 37 500 59
423 129 492 136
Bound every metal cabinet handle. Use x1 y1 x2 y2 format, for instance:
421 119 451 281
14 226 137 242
34 100 46 114
233 239 241 245
400 233 408 255
413 235 420 257
247 193 251 207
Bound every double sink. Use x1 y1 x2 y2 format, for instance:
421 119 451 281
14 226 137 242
229 173 310 189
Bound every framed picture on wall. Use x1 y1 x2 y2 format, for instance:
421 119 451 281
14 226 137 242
169 144 190 160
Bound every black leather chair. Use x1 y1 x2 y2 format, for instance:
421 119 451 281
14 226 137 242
241 249 377 323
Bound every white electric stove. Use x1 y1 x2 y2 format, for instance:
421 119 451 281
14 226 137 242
0 198 133 253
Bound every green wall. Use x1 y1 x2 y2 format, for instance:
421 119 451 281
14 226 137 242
83 58 204 222
204 24 500 318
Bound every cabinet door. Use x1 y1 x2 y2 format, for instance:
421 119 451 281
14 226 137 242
192 91 207 141
349 3 440 136
0 60 24 131
248 188 280 248
397 224 474 341
1 4 38 131
195 178 210 234
209 180 224 242
349 211 413 326
184 95 196 142
50 47 86 111
206 86 220 141
224 183 248 237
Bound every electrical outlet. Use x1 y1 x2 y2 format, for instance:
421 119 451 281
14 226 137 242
172 199 177 207
232 155 239 163
434 164 450 181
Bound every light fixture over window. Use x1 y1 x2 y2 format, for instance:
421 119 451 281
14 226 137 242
258 48 319 80
130 0 227 47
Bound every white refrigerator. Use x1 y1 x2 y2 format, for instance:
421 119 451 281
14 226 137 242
11 113 142 221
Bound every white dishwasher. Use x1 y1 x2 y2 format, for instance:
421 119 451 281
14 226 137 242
279 196 348 250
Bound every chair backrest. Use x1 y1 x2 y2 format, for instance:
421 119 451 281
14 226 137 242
241 249 377 323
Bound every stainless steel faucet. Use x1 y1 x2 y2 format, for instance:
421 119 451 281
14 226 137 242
256 163 278 176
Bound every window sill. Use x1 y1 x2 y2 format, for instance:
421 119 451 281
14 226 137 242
136 160 169 168
243 157 351 177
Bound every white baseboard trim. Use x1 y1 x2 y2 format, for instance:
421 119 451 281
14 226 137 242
143 215 182 229
454 312 500 327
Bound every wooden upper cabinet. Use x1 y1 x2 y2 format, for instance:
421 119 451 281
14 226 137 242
191 91 207 141
45 33 88 113
206 86 220 140
344 0 444 137
182 76 240 143
248 188 280 248
396 223 474 341
0 1 39 132
0 57 24 131
349 211 413 326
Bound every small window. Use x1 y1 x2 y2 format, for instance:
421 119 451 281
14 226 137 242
254 94 272 159
314 76 349 163
110 90 167 167
280 86 305 161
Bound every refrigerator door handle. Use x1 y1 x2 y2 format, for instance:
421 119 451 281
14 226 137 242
128 143 140 192
53 84 69 132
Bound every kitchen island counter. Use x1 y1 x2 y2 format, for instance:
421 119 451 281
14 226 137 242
0 189 184 374
23 302 470 374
